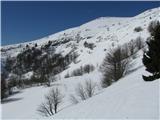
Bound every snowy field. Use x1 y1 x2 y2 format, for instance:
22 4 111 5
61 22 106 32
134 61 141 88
53 67 159 119
2 70 102 119
1 67 159 119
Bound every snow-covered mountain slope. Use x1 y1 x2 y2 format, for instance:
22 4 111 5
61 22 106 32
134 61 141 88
1 7 160 119
2 70 102 119
2 55 159 119
1 7 160 76
53 67 159 119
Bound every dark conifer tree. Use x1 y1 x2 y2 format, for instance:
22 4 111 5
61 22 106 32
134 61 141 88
142 21 160 81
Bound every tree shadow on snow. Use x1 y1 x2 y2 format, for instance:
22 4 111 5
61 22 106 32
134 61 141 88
1 97 23 104
9 91 23 96
1 91 23 104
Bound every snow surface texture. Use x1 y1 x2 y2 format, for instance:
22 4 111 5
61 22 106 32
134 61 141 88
1 7 160 119
53 67 159 119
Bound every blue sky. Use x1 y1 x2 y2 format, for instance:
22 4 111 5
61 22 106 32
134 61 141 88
1 1 160 45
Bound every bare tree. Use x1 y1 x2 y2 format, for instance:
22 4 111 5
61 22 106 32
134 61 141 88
50 88 63 113
37 102 54 117
37 88 63 116
101 46 130 87
85 80 96 98
76 83 87 100
128 40 136 56
75 80 97 101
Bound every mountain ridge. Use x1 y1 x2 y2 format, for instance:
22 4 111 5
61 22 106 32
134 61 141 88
1 7 159 48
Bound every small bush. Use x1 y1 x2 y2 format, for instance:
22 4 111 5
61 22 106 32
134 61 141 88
84 41 96 50
76 80 96 100
71 64 95 77
70 80 97 104
128 41 136 56
83 64 95 74
86 36 92 39
72 67 83 76
135 36 144 50
134 26 143 32
64 72 70 78
85 80 97 98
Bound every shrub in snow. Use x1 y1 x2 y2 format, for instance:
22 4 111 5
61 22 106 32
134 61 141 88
75 80 97 101
86 36 92 39
128 40 136 56
76 83 87 100
135 36 145 50
84 41 96 50
101 46 131 87
37 88 63 117
71 67 83 76
83 64 95 74
126 38 145 57
64 72 70 78
35 43 38 47
75 33 82 43
134 26 143 32
85 80 97 98
71 64 95 77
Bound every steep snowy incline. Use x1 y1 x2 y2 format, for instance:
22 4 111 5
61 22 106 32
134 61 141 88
1 7 160 77
2 49 159 119
53 67 159 119
1 7 159 55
